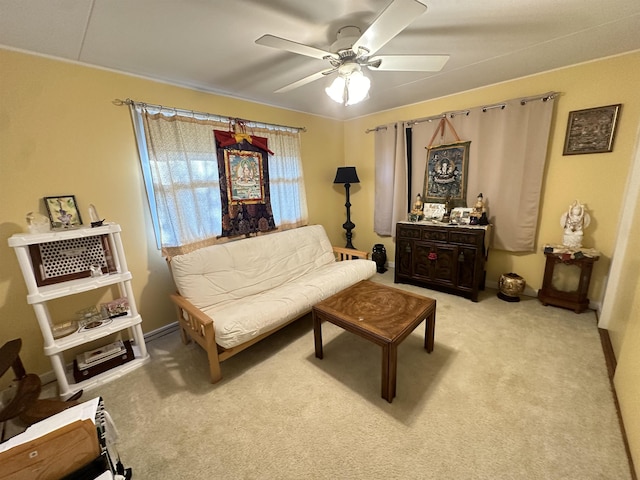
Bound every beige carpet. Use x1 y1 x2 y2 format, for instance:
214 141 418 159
92 270 630 479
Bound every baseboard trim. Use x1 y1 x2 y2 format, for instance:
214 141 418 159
598 327 637 480
144 321 180 342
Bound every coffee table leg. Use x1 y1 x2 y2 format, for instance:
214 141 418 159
424 311 436 353
312 310 324 359
381 343 397 403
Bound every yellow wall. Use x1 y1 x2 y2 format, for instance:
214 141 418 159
615 276 640 478
0 48 343 379
605 145 640 478
2 47 639 473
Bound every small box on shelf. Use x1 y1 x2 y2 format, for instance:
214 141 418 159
100 297 130 318
73 339 135 382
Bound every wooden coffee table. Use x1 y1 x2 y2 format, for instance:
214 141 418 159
312 280 436 403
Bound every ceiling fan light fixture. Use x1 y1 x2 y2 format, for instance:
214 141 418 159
325 75 347 104
345 70 370 106
257 0 447 105
325 66 370 106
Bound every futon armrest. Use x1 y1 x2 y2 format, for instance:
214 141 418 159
169 292 214 327
332 246 370 261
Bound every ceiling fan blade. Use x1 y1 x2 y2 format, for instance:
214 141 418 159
352 0 427 56
274 68 337 93
256 34 338 60
371 54 450 72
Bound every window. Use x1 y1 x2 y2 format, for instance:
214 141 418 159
130 104 308 255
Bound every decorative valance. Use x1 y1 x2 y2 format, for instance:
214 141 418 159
214 130 274 155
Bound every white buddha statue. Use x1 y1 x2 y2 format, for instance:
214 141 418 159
560 200 590 249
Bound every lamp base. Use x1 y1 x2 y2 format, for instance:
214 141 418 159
343 220 355 250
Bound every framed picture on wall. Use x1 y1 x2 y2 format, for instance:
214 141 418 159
563 104 621 155
223 149 265 204
423 141 470 207
44 195 83 228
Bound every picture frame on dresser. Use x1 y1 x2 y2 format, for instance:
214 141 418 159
44 195 83 228
423 202 446 221
450 207 474 224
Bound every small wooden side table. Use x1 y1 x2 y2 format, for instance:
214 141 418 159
537 251 599 313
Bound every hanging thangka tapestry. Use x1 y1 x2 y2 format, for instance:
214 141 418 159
214 128 277 237
423 117 470 207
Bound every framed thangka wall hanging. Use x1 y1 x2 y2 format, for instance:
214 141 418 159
214 129 276 237
423 141 470 207
225 150 264 203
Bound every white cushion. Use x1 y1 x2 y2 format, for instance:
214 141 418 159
170 224 376 349
171 225 335 310
208 259 376 348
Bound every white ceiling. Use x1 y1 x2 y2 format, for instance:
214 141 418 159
1 0 639 120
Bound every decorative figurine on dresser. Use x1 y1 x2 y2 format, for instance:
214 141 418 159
470 193 489 226
538 200 599 313
409 193 424 221
469 193 484 225
9 204 150 399
560 199 590 248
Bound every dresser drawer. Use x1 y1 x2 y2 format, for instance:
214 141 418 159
421 229 448 242
449 230 483 247
397 225 421 239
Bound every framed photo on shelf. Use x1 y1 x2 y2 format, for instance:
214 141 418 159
563 104 621 155
44 195 82 228
450 207 474 224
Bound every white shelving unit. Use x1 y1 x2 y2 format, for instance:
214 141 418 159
8 223 150 398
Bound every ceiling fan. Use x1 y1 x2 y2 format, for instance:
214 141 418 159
255 0 449 106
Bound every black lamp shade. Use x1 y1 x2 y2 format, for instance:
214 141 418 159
333 167 360 184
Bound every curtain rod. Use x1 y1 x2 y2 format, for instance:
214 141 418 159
113 98 306 133
364 125 389 134
366 91 560 132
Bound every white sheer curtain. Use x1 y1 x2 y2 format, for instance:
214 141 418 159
374 122 409 236
130 105 307 255
410 94 556 252
251 126 308 229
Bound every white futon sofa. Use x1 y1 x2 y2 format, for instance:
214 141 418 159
168 224 376 382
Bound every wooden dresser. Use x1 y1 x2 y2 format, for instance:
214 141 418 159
394 222 490 302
